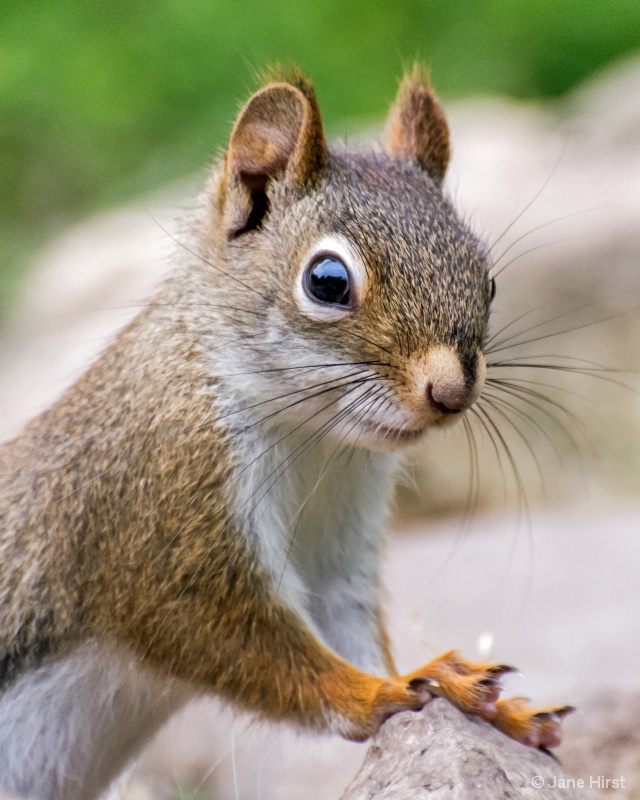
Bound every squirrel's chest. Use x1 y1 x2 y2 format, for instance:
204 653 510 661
231 433 401 644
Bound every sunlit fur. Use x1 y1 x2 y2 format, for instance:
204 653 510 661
0 69 583 798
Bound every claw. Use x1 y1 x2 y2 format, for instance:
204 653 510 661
531 705 576 724
486 664 517 678
476 678 502 719
478 677 501 688
478 677 503 702
407 676 440 700
535 705 576 748
401 652 568 743
493 698 576 748
552 705 576 718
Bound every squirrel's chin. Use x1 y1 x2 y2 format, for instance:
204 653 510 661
340 420 427 452
342 411 468 451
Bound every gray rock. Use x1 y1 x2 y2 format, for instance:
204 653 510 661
341 699 598 800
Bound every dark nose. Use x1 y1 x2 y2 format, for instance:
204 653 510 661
426 381 474 415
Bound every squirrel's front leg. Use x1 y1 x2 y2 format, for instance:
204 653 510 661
91 533 567 744
103 573 502 742
111 595 426 740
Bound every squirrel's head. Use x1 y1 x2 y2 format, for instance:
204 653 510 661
199 66 494 450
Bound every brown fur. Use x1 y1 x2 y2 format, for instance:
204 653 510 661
384 63 451 184
0 67 567 752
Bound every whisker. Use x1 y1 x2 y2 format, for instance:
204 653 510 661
232 378 384 515
490 236 583 280
484 378 592 466
486 291 640 355
487 138 568 255
475 402 531 529
238 370 393 437
487 373 592 400
484 303 549 351
147 214 273 303
233 387 384 543
422 413 485 589
36 301 270 320
475 401 536 617
460 413 481 528
223 359 388 377
490 206 601 271
487 360 639 393
482 391 557 480
329 325 396 360
486 377 585 430
276 386 390 591
468 404 508 503
56 368 373 504
234 377 377 478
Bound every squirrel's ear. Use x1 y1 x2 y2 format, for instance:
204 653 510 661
222 75 327 237
383 65 450 185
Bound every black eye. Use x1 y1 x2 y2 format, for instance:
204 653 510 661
489 277 497 302
305 256 351 306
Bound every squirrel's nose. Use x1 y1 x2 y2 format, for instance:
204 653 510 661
426 381 472 414
421 346 485 416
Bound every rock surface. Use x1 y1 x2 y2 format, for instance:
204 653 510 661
342 700 597 800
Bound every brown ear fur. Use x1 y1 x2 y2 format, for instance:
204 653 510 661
226 71 327 189
383 64 450 185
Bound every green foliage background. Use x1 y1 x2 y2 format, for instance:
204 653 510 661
1 0 640 316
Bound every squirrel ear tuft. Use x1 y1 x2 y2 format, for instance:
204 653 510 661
227 79 327 186
383 64 450 185
223 74 327 237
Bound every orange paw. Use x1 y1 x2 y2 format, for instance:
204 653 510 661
343 673 436 740
404 650 515 721
493 696 575 748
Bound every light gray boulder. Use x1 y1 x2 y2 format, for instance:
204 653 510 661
342 700 598 800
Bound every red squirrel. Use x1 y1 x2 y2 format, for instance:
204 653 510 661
0 67 573 799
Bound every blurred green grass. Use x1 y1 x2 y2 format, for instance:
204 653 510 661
1 0 640 318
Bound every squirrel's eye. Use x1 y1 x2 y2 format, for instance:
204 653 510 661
489 277 497 302
306 256 351 306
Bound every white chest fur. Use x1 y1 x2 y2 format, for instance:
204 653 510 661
234 431 402 674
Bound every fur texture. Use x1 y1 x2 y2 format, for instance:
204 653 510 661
0 641 190 799
0 67 502 797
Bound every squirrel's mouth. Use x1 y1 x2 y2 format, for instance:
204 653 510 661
358 420 426 445
353 405 466 447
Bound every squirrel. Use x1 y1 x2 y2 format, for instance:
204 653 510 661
0 66 574 800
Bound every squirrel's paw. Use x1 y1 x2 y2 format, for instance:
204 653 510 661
492 696 575 748
341 674 436 741
404 649 515 721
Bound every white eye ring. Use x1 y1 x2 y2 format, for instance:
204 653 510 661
295 235 367 321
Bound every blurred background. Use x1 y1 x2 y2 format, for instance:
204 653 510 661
3 0 640 318
1 2 640 798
